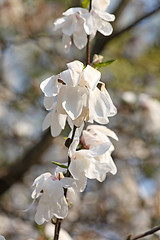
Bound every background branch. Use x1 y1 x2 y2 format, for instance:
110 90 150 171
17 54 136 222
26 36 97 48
127 225 160 240
91 6 160 58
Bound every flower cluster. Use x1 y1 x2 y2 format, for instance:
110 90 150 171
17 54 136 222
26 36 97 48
41 60 117 137
53 0 115 52
31 0 118 228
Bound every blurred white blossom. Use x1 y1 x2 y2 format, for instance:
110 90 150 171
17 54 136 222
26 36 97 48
32 172 74 224
41 60 117 137
53 0 115 51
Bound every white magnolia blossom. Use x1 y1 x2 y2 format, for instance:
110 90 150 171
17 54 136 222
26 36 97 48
53 8 88 52
0 235 6 240
68 133 114 191
53 0 115 51
32 172 74 225
81 125 118 176
40 60 117 137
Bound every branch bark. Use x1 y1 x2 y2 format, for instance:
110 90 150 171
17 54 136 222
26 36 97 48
0 130 53 195
126 225 160 240
91 6 160 58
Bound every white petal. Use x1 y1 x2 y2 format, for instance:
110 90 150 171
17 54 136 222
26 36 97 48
62 15 76 36
42 111 52 131
63 7 87 16
62 34 72 53
89 87 117 124
86 125 118 141
92 0 110 11
60 177 75 188
73 18 88 50
40 75 59 97
96 19 113 36
44 96 55 110
57 86 87 120
81 13 96 35
89 142 111 157
73 175 87 192
53 17 66 31
83 65 101 90
95 10 115 22
50 110 67 137
67 60 84 73
31 172 51 199
60 68 79 87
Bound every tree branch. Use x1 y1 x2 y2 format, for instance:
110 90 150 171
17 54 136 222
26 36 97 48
0 130 53 195
126 225 160 240
91 6 160 58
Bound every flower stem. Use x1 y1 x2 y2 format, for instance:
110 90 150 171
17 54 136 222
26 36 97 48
86 0 92 65
53 125 77 240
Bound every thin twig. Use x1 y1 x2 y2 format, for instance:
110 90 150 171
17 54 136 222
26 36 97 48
86 0 92 65
53 125 77 240
126 225 160 240
91 6 160 57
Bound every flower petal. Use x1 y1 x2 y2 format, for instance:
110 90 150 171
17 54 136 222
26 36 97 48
57 86 88 120
83 65 101 90
67 60 84 72
92 0 110 11
60 68 79 87
81 13 96 35
44 96 55 110
95 10 115 22
62 34 72 53
73 18 88 50
63 7 87 16
53 17 66 31
40 75 59 97
96 18 113 36
62 15 76 36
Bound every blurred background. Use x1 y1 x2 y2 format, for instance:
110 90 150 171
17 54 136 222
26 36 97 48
0 0 160 239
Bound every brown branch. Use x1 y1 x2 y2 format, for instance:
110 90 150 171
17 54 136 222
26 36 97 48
91 6 160 57
126 225 160 240
0 130 53 195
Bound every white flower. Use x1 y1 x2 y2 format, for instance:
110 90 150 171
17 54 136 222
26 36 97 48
81 0 115 39
58 60 116 126
68 136 112 191
32 172 74 225
53 1 115 51
40 60 117 136
0 235 6 240
81 125 118 177
53 8 88 52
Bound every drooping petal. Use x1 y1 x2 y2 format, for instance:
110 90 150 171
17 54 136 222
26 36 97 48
40 75 59 97
42 111 52 131
89 87 117 124
62 15 76 36
73 18 88 50
62 34 72 53
53 17 66 31
44 96 55 110
50 110 67 137
96 18 113 36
